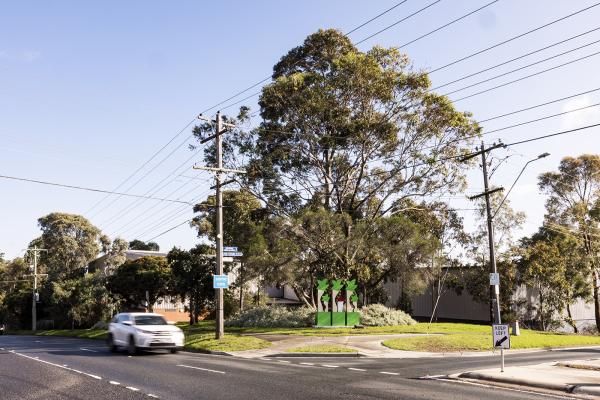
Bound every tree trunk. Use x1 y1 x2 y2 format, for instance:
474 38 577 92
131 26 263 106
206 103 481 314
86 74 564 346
539 287 545 331
593 269 600 332
239 263 244 312
566 303 578 333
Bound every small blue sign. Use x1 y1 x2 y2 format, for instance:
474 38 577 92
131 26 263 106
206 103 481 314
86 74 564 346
213 275 229 289
223 252 244 257
224 246 238 252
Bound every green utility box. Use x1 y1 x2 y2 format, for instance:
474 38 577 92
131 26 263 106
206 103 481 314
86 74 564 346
346 312 360 326
316 312 331 326
332 312 346 326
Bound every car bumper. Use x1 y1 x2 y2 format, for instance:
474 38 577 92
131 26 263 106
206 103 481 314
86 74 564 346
136 336 184 349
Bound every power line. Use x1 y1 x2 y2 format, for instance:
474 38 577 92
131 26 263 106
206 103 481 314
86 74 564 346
452 50 600 102
345 0 410 35
395 0 500 49
355 0 443 45
504 122 600 147
429 2 600 73
89 133 196 219
0 174 192 205
84 117 197 215
146 219 193 242
478 87 600 123
437 35 600 94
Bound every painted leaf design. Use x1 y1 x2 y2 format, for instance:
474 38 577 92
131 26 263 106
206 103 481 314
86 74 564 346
317 279 329 291
331 279 343 291
346 279 357 291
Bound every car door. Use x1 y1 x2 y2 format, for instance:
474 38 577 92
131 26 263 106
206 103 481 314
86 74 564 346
114 314 129 345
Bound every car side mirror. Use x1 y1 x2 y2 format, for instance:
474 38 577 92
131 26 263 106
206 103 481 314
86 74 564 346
167 321 175 325
122 321 132 326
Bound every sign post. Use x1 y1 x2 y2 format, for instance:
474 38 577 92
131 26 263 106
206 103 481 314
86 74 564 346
493 324 510 372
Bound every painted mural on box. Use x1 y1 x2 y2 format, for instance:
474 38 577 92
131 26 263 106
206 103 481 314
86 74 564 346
316 279 360 327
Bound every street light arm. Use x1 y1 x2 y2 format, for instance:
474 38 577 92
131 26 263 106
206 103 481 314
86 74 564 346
492 152 549 219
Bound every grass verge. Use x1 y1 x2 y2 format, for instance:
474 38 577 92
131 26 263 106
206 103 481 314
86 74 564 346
382 329 600 352
7 326 271 353
285 345 356 353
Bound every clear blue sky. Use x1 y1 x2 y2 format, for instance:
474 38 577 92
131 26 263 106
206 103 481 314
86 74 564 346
2 1 600 259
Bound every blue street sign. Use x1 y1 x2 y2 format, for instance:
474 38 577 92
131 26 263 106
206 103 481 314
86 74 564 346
223 246 238 252
223 251 244 257
213 275 229 289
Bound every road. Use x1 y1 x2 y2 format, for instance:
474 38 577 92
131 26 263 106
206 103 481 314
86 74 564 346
2 335 598 399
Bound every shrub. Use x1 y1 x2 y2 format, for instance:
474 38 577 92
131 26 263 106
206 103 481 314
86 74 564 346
225 306 315 328
360 304 416 326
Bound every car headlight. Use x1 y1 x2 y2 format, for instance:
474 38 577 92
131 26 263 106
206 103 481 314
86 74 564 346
135 328 152 335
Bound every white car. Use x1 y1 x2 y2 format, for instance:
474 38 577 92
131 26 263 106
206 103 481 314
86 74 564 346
107 312 184 355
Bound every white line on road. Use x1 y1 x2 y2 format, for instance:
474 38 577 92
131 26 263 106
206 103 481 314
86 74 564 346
277 360 291 363
177 364 226 374
8 350 103 381
80 348 98 353
321 365 339 368
147 395 160 398
379 371 399 376
126 386 140 391
348 368 366 371
109 381 120 385
299 362 314 366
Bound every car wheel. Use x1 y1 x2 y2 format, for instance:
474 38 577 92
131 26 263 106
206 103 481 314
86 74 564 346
107 334 117 353
170 349 178 354
127 336 137 355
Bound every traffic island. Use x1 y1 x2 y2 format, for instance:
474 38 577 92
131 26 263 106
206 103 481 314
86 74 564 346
453 359 600 397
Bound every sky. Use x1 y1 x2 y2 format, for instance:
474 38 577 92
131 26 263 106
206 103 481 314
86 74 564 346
1 0 600 259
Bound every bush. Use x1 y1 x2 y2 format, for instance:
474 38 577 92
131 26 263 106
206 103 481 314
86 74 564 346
225 306 315 328
360 304 416 326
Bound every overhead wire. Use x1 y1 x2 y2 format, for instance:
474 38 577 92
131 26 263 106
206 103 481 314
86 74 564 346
0 174 192 205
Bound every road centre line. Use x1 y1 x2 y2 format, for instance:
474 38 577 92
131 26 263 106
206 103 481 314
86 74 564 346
126 386 140 391
80 348 98 353
299 362 314 366
177 364 226 374
348 368 366 371
321 364 339 368
379 371 399 375
277 360 291 363
109 381 120 385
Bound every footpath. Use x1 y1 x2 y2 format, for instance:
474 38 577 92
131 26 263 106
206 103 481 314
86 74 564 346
455 358 600 397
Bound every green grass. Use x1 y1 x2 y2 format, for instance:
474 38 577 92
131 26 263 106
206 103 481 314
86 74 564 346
7 323 272 353
185 333 271 352
285 345 356 353
179 321 491 336
382 329 600 352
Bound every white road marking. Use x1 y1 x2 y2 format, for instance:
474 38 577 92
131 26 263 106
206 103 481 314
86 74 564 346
109 381 120 385
0 347 5 350
80 348 98 353
321 364 339 368
147 395 160 398
8 350 102 381
277 360 291 363
433 377 575 400
177 364 226 374
299 362 314 366
126 386 140 391
348 368 366 371
379 371 399 375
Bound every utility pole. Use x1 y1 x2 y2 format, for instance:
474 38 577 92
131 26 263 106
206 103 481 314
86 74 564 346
464 141 506 370
24 246 48 332
194 111 245 340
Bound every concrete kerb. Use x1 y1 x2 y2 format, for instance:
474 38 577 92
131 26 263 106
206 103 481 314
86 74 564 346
268 352 366 358
453 371 570 392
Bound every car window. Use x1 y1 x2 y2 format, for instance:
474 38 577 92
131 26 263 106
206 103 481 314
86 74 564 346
134 315 167 325
117 314 130 324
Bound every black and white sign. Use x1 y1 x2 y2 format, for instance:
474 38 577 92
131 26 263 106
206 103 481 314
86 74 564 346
492 324 510 349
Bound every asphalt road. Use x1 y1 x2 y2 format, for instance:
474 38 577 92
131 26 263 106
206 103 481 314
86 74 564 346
2 335 598 400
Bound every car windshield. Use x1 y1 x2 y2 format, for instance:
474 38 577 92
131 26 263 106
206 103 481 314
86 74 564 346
134 315 168 326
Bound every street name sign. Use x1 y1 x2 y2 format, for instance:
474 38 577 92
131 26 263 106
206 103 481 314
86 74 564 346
492 324 510 349
489 273 499 286
223 251 243 257
213 274 229 289
224 246 238 252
